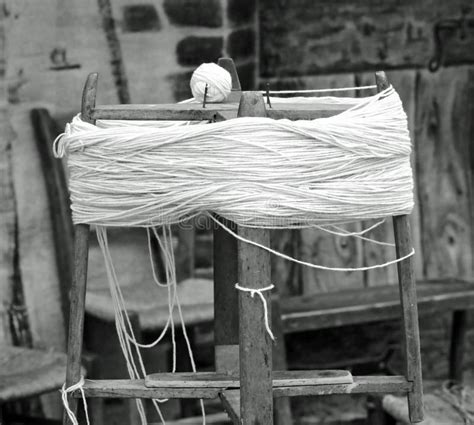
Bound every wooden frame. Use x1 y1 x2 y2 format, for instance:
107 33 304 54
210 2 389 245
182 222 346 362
63 59 424 424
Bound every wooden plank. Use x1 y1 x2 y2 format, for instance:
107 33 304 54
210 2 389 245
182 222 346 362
237 92 273 425
219 390 240 424
31 108 74 329
355 70 422 286
10 103 67 352
280 280 474 333
378 70 423 422
0 19 15 346
260 0 474 77
90 102 352 121
415 67 473 279
63 74 97 425
77 375 410 399
213 60 240 374
392 215 424 422
78 380 220 399
273 376 412 397
145 370 353 388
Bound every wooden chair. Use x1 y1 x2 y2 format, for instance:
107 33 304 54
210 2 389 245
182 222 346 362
60 61 425 425
0 110 102 425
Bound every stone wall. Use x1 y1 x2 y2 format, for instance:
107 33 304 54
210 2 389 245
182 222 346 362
100 0 258 103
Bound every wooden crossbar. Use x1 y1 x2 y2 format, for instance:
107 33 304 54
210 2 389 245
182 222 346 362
73 375 412 399
90 102 350 122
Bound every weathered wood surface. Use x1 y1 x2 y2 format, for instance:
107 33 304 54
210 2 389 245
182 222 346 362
31 108 73 329
415 67 473 279
0 38 15 345
393 214 424 422
64 75 96 425
377 69 423 422
145 370 353 388
280 279 474 333
273 376 412 397
78 380 220 399
260 0 474 77
76 375 410 398
90 101 352 121
237 92 273 425
10 104 66 352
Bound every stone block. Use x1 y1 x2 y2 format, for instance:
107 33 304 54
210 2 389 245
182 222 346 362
122 4 161 32
164 0 222 28
177 36 223 66
228 0 256 25
227 28 255 61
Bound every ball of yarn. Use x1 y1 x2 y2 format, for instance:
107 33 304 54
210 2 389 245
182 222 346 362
190 63 232 103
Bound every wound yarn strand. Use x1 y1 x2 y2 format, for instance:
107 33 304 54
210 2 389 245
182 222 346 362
54 86 414 231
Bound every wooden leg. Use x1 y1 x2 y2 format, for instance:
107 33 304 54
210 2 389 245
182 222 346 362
213 216 239 374
393 215 423 423
449 310 467 382
238 226 273 425
63 224 90 425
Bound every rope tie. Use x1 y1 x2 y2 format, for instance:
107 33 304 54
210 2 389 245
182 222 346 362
235 283 275 340
61 376 90 425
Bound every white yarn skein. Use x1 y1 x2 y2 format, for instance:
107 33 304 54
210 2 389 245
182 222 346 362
190 63 232 102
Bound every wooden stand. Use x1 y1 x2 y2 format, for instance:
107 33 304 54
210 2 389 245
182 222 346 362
63 59 423 424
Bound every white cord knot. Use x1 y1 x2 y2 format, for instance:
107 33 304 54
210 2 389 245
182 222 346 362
235 283 275 340
61 376 90 425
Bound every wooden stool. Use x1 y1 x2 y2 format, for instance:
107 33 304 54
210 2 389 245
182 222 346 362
63 59 424 424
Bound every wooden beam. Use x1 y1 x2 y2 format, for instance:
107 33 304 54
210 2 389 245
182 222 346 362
376 71 423 423
63 73 97 425
273 376 412 397
280 280 474 332
77 380 220 399
90 102 351 122
145 370 353 388
75 375 411 399
237 92 273 425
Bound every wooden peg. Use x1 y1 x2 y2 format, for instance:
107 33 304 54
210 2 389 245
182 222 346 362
81 73 98 124
203 84 208 108
266 83 272 108
217 57 241 91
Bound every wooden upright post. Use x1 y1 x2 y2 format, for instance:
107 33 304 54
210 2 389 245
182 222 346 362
375 72 424 423
237 92 273 425
214 58 241 375
63 73 97 425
